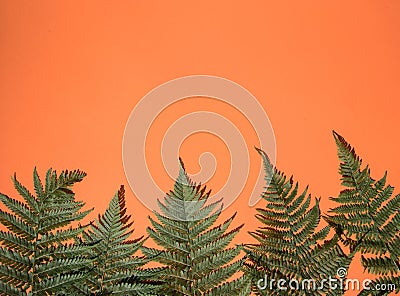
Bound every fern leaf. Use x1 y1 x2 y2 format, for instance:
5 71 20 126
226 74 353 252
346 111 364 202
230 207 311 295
0 168 93 295
244 148 350 295
78 185 162 295
144 158 247 296
326 132 400 295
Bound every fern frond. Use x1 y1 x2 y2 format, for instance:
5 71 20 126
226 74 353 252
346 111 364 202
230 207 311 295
78 185 162 295
0 168 92 295
144 158 247 296
326 131 400 295
244 148 350 295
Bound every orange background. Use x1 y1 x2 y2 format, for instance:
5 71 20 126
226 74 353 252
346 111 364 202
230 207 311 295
1 1 399 295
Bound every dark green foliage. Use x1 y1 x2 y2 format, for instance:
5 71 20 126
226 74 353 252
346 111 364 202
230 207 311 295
325 132 399 295
244 148 351 296
0 168 93 295
0 131 398 296
78 185 162 295
142 159 250 296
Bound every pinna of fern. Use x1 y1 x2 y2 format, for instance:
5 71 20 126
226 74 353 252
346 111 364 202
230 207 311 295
76 185 163 295
142 158 251 296
243 148 351 296
325 132 399 295
0 168 93 296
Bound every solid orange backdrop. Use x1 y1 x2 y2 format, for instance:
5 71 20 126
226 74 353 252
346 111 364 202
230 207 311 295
1 1 399 295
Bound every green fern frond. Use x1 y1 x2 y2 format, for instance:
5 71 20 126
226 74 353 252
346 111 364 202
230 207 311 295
0 168 93 295
325 132 400 295
143 158 248 296
244 148 350 296
79 185 162 295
